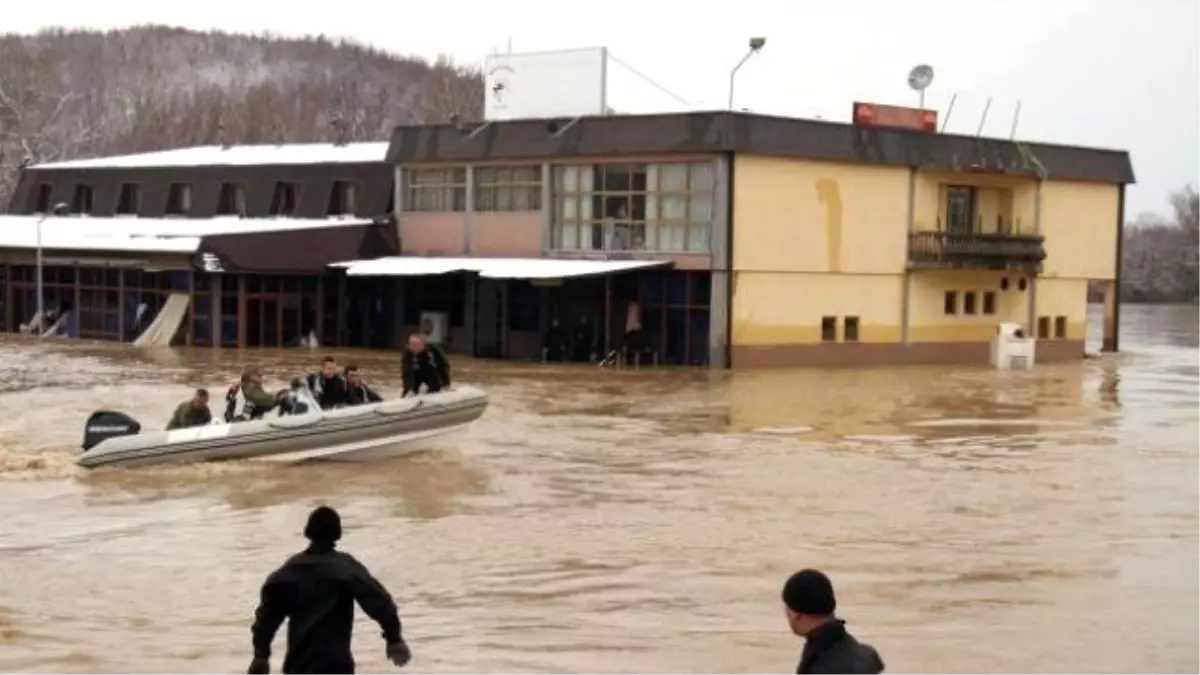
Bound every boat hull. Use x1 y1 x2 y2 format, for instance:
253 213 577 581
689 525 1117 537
76 387 488 470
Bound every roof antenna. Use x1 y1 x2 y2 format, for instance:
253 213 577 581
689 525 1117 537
940 93 958 132
1008 101 1023 140
907 64 934 109
975 96 993 137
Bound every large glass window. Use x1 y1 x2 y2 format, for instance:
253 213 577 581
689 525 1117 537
475 166 542 211
404 167 467 212
551 161 714 253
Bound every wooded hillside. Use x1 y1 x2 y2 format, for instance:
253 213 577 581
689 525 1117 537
0 25 483 205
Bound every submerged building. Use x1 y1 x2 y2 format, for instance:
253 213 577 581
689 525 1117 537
1 107 1133 368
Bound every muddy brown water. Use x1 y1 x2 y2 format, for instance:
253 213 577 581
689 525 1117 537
0 305 1196 674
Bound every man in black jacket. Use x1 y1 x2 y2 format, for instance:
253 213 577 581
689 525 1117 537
306 356 349 410
344 366 383 406
400 335 450 397
248 506 412 675
782 569 884 674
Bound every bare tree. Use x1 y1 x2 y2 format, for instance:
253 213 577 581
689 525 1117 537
1120 185 1200 304
0 25 483 207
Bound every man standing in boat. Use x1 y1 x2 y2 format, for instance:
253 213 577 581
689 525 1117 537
306 356 350 409
400 334 451 397
248 506 412 674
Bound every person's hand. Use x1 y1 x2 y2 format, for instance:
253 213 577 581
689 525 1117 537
247 656 269 674
386 639 412 668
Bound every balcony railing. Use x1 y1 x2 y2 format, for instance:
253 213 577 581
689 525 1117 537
908 230 1046 272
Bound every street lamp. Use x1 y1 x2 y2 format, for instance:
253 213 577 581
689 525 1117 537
36 202 70 336
728 37 767 110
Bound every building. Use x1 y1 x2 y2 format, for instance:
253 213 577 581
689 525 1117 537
1 109 1134 367
1 143 400 348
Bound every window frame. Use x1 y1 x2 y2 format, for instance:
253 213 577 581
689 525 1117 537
403 167 467 213
474 165 542 212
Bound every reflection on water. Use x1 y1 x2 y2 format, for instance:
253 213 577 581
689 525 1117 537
0 304 1196 673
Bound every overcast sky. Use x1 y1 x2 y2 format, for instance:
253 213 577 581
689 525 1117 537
6 0 1197 218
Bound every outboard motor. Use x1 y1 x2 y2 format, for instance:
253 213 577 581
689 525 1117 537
82 410 142 451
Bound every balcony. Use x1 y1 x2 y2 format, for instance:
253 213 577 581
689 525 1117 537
908 231 1046 273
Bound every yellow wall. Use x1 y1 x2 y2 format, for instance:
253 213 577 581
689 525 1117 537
913 172 1038 234
1040 181 1119 280
909 270 1030 342
732 272 902 345
732 155 909 274
1034 277 1089 340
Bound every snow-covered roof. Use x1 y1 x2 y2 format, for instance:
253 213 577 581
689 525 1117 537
0 215 374 254
30 142 390 170
334 256 671 280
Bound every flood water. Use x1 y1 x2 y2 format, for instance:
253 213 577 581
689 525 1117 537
0 304 1196 674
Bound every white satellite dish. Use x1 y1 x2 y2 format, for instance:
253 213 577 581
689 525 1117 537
907 64 934 108
908 64 934 91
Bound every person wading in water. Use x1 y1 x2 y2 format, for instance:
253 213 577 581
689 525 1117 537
782 569 884 674
248 506 412 674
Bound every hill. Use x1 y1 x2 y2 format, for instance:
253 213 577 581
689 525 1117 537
0 25 483 205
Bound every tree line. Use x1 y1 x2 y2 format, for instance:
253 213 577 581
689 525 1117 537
0 25 483 205
1120 186 1198 303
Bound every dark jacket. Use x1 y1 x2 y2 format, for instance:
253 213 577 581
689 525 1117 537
796 620 884 674
401 345 451 397
251 543 403 675
166 401 212 430
306 372 349 410
345 383 383 406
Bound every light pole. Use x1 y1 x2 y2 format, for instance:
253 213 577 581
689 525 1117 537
36 202 69 336
728 37 766 110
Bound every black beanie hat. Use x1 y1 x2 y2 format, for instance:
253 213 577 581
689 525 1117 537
782 569 837 615
304 506 342 543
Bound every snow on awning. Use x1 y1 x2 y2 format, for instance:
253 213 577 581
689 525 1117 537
30 142 389 170
334 256 672 280
0 215 374 255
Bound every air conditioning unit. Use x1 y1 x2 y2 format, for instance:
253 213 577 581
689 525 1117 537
991 322 1036 370
419 311 449 345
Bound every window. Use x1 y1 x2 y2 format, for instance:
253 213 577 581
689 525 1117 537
326 180 358 216
404 167 466 212
269 182 297 216
71 184 94 215
551 161 714 253
115 183 142 215
943 290 958 315
1037 316 1050 339
982 291 996 315
821 316 837 342
963 291 977 315
843 316 860 342
166 183 193 216
945 185 976 233
31 183 52 213
1054 316 1067 339
217 182 247 216
475 166 542 211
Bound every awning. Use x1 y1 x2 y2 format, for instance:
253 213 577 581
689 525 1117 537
333 256 672 280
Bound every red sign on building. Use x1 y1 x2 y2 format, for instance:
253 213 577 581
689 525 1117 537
852 102 938 133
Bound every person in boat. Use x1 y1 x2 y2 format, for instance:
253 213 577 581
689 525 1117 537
400 334 450 398
782 569 884 674
226 366 278 422
541 317 568 362
306 356 349 410
166 388 213 430
344 365 383 406
249 506 412 675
